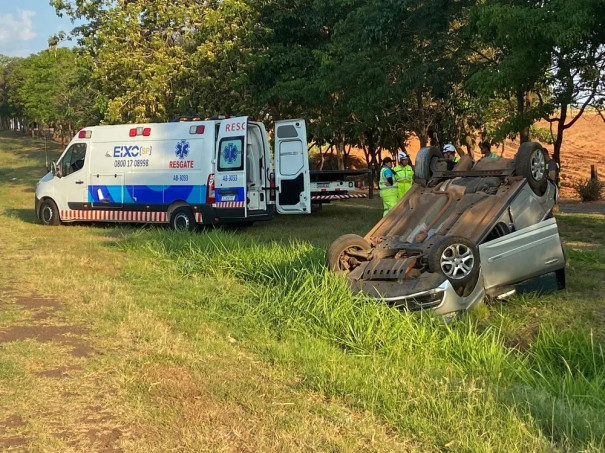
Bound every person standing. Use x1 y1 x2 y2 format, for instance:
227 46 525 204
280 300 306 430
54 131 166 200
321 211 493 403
478 141 500 160
543 147 560 202
543 148 559 185
393 151 414 200
379 156 398 216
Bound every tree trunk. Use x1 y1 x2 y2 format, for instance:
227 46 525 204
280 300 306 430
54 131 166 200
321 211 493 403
416 90 429 147
336 132 345 170
517 91 530 143
553 104 568 170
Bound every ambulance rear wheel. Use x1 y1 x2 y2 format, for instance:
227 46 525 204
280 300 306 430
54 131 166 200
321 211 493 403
40 199 61 226
170 208 196 232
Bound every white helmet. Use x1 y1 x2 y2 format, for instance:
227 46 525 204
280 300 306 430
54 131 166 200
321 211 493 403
443 144 456 153
398 151 409 160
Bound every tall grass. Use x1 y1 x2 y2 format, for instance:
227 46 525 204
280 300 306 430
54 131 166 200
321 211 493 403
117 228 605 451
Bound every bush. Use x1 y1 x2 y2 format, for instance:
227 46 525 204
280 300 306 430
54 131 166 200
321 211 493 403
574 178 604 201
530 126 557 144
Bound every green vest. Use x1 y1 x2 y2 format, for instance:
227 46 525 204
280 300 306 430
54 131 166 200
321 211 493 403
379 166 396 190
393 164 414 197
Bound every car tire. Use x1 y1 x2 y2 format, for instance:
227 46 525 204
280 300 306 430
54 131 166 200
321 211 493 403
414 147 442 187
311 203 323 213
514 142 548 196
326 234 371 273
39 199 61 226
170 207 196 232
428 235 479 286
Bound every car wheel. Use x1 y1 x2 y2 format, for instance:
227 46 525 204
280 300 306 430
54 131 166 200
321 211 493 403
170 207 196 232
514 142 548 195
326 234 371 273
40 199 61 226
428 235 479 286
311 203 323 213
414 147 442 187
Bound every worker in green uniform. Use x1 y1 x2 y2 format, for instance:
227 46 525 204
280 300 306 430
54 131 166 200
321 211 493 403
393 151 414 200
479 141 500 160
379 156 398 217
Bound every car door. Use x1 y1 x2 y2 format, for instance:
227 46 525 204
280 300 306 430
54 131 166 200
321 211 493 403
54 142 88 214
274 119 311 214
215 117 248 216
478 217 565 293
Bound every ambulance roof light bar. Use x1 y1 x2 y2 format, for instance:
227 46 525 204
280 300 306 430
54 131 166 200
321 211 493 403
78 130 92 139
129 127 151 137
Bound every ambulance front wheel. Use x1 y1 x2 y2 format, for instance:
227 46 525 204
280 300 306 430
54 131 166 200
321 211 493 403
170 207 196 232
40 199 61 226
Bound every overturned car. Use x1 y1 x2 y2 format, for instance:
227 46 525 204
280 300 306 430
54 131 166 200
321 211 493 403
327 142 566 315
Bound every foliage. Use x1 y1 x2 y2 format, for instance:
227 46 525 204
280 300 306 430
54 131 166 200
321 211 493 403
529 126 557 145
0 55 22 129
5 48 101 137
574 178 604 201
34 0 605 159
467 0 605 160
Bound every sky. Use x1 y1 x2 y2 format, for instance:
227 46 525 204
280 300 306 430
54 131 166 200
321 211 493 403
0 0 77 58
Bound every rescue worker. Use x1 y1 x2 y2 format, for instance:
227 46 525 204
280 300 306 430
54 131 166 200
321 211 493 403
543 148 559 185
443 144 459 163
393 151 414 200
379 156 398 216
478 141 500 160
543 147 560 202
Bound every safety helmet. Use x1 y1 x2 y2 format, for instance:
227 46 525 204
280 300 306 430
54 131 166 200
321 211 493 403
443 144 455 153
398 151 409 160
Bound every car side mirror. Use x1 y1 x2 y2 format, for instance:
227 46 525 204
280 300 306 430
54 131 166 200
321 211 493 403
51 161 60 178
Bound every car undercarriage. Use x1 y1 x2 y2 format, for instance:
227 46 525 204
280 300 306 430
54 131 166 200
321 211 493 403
327 142 566 315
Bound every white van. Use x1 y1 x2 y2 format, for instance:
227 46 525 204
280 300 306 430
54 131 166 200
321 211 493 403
35 117 312 230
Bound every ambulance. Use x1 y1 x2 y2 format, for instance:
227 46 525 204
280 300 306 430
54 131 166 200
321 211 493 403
35 117 312 230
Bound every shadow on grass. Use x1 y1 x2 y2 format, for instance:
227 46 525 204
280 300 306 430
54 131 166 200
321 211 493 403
5 208 38 224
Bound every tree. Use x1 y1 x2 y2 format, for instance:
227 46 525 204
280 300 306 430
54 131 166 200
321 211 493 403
467 0 605 165
0 55 22 130
7 48 101 140
53 0 216 123
539 0 605 166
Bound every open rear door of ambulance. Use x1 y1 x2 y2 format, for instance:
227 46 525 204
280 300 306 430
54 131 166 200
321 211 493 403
215 117 248 218
274 119 311 214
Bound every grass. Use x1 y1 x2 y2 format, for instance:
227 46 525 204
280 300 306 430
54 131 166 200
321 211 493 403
0 131 604 451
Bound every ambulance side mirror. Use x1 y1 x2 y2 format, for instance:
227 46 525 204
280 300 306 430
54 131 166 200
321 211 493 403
50 161 60 178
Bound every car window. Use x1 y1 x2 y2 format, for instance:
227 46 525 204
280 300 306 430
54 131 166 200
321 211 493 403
60 143 87 177
217 137 244 171
483 222 512 243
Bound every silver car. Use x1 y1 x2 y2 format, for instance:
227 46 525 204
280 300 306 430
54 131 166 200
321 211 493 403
326 142 566 315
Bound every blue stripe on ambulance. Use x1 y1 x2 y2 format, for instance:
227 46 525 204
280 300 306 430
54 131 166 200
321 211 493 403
88 185 207 204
